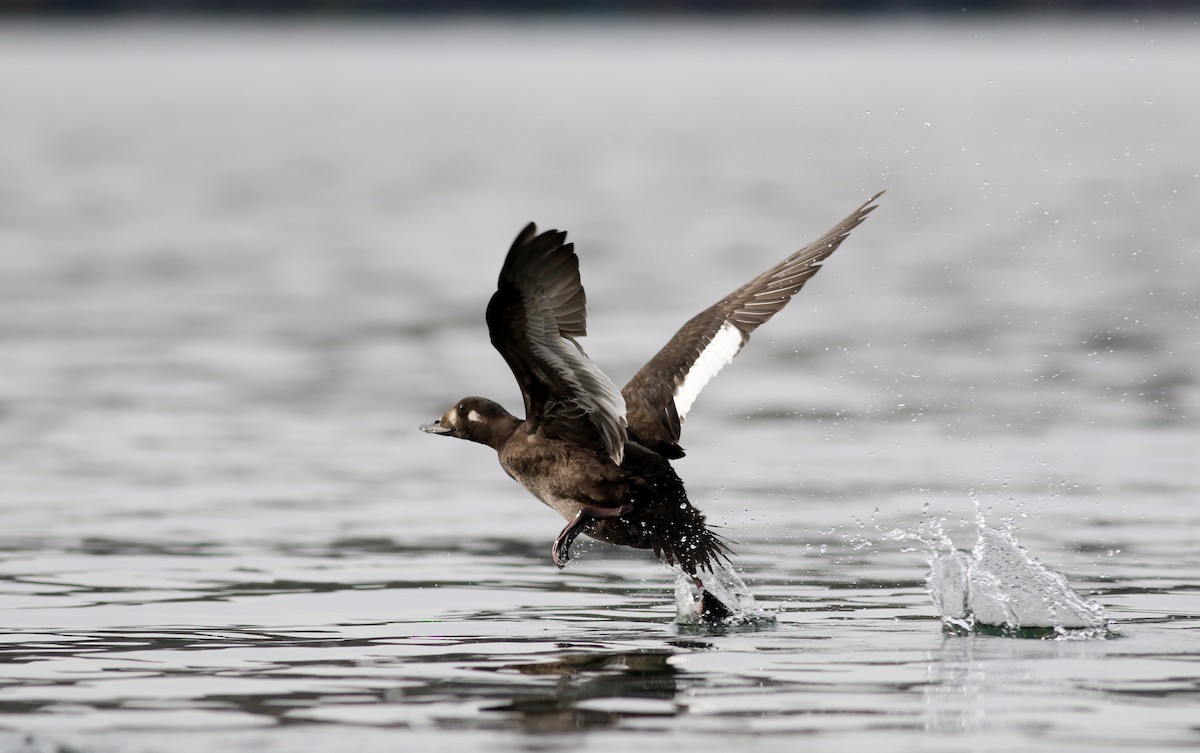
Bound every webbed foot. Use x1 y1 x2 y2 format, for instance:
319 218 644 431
552 511 592 568
551 503 635 568
694 576 735 623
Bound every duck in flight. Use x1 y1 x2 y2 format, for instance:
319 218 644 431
422 193 882 615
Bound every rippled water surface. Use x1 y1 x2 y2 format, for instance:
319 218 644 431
0 19 1197 753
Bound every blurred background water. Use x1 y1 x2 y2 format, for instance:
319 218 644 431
0 17 1197 753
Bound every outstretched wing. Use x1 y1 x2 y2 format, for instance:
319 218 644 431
486 223 628 466
622 192 883 458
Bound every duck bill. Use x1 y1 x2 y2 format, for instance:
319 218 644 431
420 421 452 435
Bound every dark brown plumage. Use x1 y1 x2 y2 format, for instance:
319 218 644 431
422 193 882 596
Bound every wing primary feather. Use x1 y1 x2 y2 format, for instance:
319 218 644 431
622 192 882 456
488 223 628 466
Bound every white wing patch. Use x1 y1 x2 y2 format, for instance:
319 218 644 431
673 320 746 421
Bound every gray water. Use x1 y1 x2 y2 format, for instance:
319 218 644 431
0 19 1198 753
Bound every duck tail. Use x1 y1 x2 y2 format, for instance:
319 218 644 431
652 511 735 577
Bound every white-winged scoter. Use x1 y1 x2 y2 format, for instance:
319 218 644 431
422 194 882 612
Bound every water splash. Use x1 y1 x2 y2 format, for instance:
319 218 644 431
672 563 775 628
893 517 1109 638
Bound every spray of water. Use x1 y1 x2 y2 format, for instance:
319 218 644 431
672 562 776 628
886 509 1109 639
666 497 1106 636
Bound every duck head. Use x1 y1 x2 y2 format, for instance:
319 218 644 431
421 396 519 448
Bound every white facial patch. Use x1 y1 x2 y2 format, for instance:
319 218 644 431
674 320 746 421
448 407 460 425
467 409 482 423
